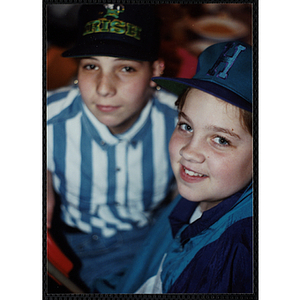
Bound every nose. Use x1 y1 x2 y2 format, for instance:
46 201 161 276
179 139 206 164
96 72 116 97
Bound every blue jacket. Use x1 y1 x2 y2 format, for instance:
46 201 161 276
162 184 253 293
118 184 253 293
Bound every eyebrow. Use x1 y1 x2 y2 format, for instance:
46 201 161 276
178 111 191 122
206 125 241 140
178 111 241 139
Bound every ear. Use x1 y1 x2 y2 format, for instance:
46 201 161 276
150 59 165 88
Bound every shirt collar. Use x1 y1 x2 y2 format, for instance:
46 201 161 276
169 184 251 243
116 99 153 142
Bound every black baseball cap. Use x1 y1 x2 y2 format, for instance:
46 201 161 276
62 4 160 61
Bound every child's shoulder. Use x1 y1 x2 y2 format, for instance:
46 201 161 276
152 89 178 119
47 85 79 104
47 85 82 123
154 89 177 109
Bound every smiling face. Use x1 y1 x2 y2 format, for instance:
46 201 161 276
78 56 161 135
169 88 253 212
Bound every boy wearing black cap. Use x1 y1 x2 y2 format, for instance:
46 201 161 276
47 4 177 292
132 41 253 293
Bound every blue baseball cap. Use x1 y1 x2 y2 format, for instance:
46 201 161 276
153 41 252 112
62 4 160 61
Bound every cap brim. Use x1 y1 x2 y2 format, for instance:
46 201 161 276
62 40 157 61
153 77 252 112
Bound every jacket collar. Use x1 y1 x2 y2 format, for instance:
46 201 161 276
169 184 251 244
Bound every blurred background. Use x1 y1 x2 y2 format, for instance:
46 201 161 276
46 3 252 91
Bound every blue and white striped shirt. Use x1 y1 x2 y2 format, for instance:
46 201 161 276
47 86 177 238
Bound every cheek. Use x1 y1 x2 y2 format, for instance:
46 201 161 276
169 133 181 165
216 152 252 189
78 76 93 100
123 83 153 112
238 153 253 182
125 77 151 97
235 148 253 175
77 70 87 87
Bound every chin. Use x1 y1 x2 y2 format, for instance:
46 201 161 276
177 186 201 202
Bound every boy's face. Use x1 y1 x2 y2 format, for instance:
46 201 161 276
169 88 253 212
78 56 160 135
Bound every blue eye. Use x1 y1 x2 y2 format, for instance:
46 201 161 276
213 136 230 146
178 122 193 133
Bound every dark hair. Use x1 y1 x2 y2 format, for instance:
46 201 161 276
175 88 252 136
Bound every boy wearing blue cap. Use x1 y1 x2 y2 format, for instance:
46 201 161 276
47 4 177 292
132 41 253 293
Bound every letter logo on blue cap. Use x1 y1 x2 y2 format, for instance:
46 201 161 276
207 42 246 79
103 4 125 19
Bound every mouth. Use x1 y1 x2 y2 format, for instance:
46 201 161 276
96 105 120 113
183 166 206 177
179 165 208 183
